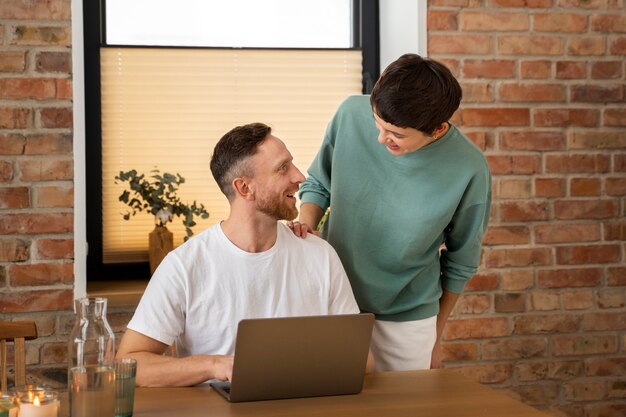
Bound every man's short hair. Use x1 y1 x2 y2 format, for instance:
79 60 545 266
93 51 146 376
370 53 462 134
210 123 272 199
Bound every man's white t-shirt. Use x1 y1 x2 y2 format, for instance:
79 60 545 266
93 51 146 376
128 222 359 357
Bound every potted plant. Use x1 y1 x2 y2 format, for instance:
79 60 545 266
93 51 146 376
115 169 209 274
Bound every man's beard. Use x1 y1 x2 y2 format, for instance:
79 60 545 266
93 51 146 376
256 191 298 221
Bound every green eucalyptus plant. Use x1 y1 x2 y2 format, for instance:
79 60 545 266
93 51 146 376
115 169 209 241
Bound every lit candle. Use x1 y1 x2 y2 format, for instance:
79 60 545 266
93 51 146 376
15 388 59 417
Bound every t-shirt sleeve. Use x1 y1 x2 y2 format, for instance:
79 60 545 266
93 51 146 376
126 252 187 346
327 246 360 315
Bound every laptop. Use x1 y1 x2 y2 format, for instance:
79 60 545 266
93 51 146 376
209 313 374 402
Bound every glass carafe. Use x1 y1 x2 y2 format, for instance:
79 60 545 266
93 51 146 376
68 297 116 417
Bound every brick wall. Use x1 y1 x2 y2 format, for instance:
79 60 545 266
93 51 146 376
0 0 75 387
429 1 625 417
0 1 624 416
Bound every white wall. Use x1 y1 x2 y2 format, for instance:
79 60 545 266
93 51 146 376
379 0 427 71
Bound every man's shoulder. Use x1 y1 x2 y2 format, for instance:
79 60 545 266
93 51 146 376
278 223 336 254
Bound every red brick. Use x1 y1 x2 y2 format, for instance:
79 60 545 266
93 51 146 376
0 289 73 313
9 263 73 286
585 358 626 377
0 0 71 19
499 179 531 199
582 312 626 331
535 177 566 197
0 213 73 234
604 108 626 126
567 131 626 149
485 248 552 268
36 239 73 260
443 317 510 340
0 187 29 208
610 36 626 54
520 60 551 79
571 84 623 103
489 0 552 7
437 58 461 76
516 360 582 382
499 83 565 102
484 226 530 245
596 289 625 309
604 221 626 241
0 162 12 183
462 108 530 126
556 61 587 79
0 51 26 72
556 244 621 265
591 14 626 33
606 177 626 196
40 107 73 128
498 35 563 55
450 364 513 384
18 159 73 181
562 290 594 310
428 10 458 31
538 268 602 288
465 273 499 291
465 131 492 151
460 11 528 31
554 200 617 219
0 78 57 100
533 13 588 33
55 78 72 99
530 291 560 311
487 155 540 174
441 342 478 362
462 59 516 78
564 380 606 402
607 267 626 286
500 201 549 221
501 270 534 291
429 34 493 54
23 134 72 155
591 61 623 79
0 107 30 129
616 154 626 172
500 131 565 151
482 338 546 360
35 51 72 73
36 185 73 208
534 108 599 127
514 314 578 334
535 223 601 244
568 36 606 55
41 342 67 365
10 26 71 46
586 404 626 417
455 294 490 314
0 238 29 262
0 133 26 154
570 178 601 196
507 383 559 406
546 154 610 173
460 82 494 102
495 293 526 313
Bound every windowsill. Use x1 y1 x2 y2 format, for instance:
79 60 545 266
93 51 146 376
87 280 148 308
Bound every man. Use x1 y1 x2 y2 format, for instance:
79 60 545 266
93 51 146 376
291 54 492 371
117 123 361 387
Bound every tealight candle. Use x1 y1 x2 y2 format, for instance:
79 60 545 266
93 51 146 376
14 387 59 417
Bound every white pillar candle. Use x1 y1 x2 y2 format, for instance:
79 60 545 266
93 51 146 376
15 389 59 417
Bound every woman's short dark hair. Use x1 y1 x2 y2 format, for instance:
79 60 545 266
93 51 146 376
210 123 271 199
370 54 462 134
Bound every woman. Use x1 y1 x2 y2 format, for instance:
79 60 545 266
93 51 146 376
291 54 491 371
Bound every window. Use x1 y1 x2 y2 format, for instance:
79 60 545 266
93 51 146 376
85 0 380 280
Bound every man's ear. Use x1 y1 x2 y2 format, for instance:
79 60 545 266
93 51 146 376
232 177 255 200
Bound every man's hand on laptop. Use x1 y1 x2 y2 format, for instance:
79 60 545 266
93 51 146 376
211 355 234 381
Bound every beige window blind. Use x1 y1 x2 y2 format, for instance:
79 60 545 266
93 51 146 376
101 48 362 264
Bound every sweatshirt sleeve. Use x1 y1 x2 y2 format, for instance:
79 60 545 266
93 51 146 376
440 171 492 293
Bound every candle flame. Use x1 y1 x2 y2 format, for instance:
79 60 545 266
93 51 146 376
34 395 41 406
28 390 34 402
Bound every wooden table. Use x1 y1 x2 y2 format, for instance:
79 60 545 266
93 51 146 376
112 369 550 417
